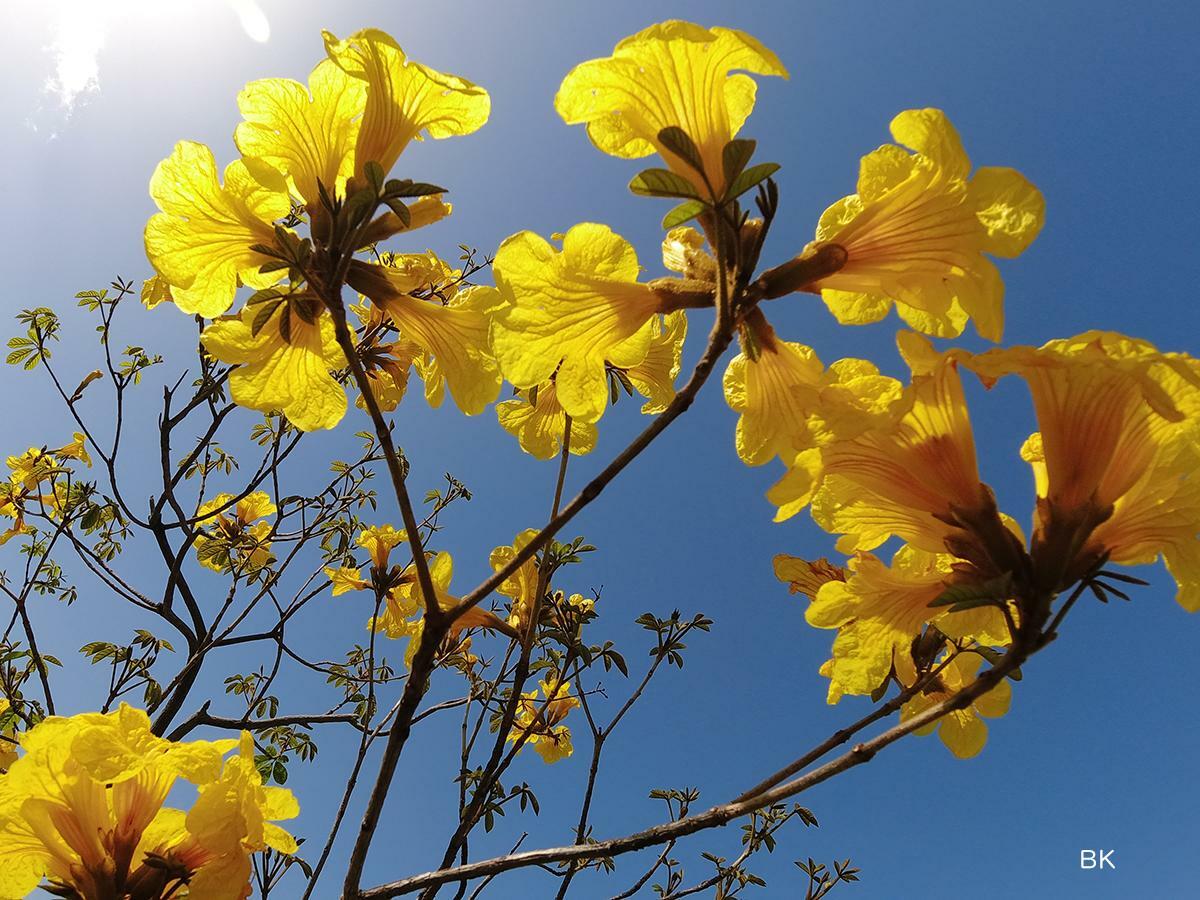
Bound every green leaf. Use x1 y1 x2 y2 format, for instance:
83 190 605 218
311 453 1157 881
722 139 756 185
929 573 1014 610
251 300 283 338
725 162 781 202
628 168 700 200
657 126 705 175
384 197 411 227
364 160 385 194
386 180 447 198
662 200 707 230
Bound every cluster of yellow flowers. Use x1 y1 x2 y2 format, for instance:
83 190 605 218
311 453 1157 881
0 434 91 545
326 524 517 669
775 330 1200 755
193 491 276 579
0 706 296 899
138 19 1200 766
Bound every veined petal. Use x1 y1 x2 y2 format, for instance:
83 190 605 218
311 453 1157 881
496 383 598 460
235 59 366 205
202 302 348 432
555 21 786 195
491 224 660 423
807 109 1044 342
627 312 687 414
145 141 290 318
814 358 988 553
323 28 489 176
723 337 823 466
350 261 502 415
970 166 1046 258
901 652 1012 758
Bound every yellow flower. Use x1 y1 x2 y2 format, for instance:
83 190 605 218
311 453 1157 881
1085 435 1200 611
773 555 846 601
0 445 77 545
323 28 490 179
969 331 1200 592
0 705 246 900
201 297 348 432
53 433 92 468
628 311 688 414
807 108 1044 341
140 274 172 310
724 329 823 467
325 524 408 598
490 529 542 631
372 551 516 667
555 21 787 196
357 523 408 570
491 224 662 423
181 732 299 900
807 546 1012 700
496 383 599 460
235 58 367 206
726 320 902 487
507 676 581 764
348 259 502 415
194 491 277 575
145 141 291 318
326 565 370 596
901 652 1012 759
812 355 995 556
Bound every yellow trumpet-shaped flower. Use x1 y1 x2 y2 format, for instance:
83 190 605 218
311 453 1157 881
0 705 283 900
349 260 502 415
0 440 92 545
507 675 581 764
812 355 995 556
325 524 410 604
969 331 1200 591
496 383 598 461
194 490 277 576
724 337 823 467
490 529 542 631
807 108 1044 341
235 58 367 206
323 28 490 179
901 652 1012 759
358 523 408 570
556 21 787 196
773 555 846 602
53 433 92 468
145 141 291 318
491 224 662 424
371 551 516 667
628 311 688 414
806 546 1012 700
727 316 902 480
201 297 348 432
1084 436 1200 611
181 732 299 900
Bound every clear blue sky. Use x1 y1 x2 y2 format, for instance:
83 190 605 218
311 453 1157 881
2 1 1198 897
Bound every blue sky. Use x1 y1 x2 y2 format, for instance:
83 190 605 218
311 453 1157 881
3 1 1199 898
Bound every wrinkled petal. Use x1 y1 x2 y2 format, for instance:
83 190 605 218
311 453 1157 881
491 224 660 423
323 28 489 176
235 58 366 204
145 141 290 317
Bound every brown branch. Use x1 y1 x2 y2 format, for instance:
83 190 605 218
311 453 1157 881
358 646 1027 897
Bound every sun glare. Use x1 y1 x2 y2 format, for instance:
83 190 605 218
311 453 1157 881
39 0 270 122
